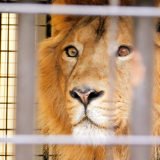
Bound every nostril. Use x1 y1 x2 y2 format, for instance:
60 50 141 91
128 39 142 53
70 90 83 104
88 90 104 103
70 90 80 99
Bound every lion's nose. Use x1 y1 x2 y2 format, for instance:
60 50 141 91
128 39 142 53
70 87 104 106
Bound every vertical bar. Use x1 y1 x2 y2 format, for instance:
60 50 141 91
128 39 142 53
107 0 119 160
16 14 35 160
131 1 154 160
132 18 154 135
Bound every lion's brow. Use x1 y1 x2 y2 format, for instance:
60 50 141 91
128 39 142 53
96 17 106 40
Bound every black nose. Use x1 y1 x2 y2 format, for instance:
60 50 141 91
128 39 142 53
70 87 104 106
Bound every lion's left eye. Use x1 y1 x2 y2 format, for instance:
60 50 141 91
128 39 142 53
65 45 79 57
117 46 130 57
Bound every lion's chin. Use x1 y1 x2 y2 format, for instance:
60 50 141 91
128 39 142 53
72 121 114 137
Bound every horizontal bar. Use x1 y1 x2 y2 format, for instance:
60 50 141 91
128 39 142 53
0 135 160 145
0 3 160 17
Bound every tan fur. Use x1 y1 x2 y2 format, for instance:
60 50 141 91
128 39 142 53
38 0 160 159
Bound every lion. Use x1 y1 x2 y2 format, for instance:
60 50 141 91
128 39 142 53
38 0 160 159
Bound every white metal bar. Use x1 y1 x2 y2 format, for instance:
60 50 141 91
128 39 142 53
131 17 154 160
16 14 36 134
107 17 118 160
107 0 119 159
131 19 153 135
16 13 36 160
0 3 160 17
0 135 160 145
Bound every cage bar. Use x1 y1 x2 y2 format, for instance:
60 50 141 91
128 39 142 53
0 135 160 145
107 1 120 159
16 14 36 160
1 3 160 17
131 1 154 160
131 17 154 160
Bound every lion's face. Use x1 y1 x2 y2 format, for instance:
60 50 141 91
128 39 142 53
52 17 136 136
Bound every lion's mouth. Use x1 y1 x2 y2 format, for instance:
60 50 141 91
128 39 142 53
72 101 128 131
73 115 120 130
73 116 107 130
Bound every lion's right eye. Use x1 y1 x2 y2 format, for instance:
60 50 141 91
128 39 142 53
65 45 79 57
117 46 130 57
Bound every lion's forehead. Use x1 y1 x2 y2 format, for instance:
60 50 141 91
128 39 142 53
69 17 133 46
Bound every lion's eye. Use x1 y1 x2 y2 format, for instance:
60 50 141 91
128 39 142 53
117 46 130 57
65 45 79 57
